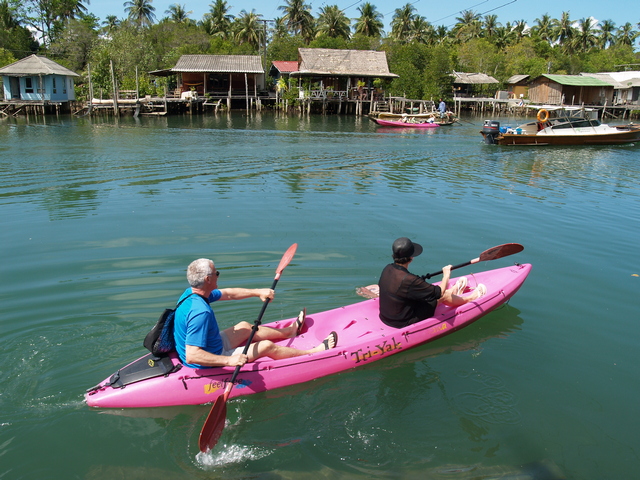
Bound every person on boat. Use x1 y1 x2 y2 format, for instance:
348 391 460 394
174 258 337 369
438 99 446 118
378 238 486 328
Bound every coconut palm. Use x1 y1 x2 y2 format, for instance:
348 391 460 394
390 3 415 42
533 13 554 43
353 2 383 38
278 0 314 37
234 9 263 49
598 19 616 49
616 22 639 47
409 16 433 44
102 15 120 31
57 0 89 21
554 11 574 50
165 4 192 23
271 16 289 38
493 25 515 50
483 15 500 38
316 5 350 39
512 20 529 41
453 10 482 41
124 0 156 26
574 17 598 52
202 0 234 37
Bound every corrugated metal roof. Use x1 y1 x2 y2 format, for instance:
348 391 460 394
272 61 298 73
452 72 499 84
580 73 626 88
506 74 529 85
172 55 264 73
540 74 613 87
294 48 398 78
0 54 80 77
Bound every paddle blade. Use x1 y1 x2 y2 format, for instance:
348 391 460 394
478 243 524 262
198 393 228 452
275 243 297 279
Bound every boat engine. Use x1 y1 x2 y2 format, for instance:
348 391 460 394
482 120 500 144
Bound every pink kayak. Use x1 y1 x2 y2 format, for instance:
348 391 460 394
85 263 531 408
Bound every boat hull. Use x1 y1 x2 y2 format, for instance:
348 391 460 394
85 264 531 409
484 127 640 146
373 118 440 128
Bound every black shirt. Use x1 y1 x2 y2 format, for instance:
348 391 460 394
378 263 442 328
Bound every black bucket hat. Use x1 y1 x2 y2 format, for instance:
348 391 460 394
392 237 423 259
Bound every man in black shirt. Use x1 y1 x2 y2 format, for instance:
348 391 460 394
378 237 485 328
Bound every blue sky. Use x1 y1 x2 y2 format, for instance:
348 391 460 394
88 0 639 35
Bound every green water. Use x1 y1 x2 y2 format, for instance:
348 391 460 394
1 113 639 479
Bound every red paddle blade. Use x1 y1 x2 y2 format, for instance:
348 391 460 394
478 243 524 262
275 243 297 279
199 394 228 453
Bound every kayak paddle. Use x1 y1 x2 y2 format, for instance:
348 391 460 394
356 243 524 298
421 243 524 279
198 243 298 453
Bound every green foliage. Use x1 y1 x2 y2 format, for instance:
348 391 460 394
266 35 305 64
309 35 348 50
0 47 16 67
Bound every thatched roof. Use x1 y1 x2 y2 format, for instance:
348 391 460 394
292 48 398 78
0 55 79 77
151 55 264 75
452 72 499 85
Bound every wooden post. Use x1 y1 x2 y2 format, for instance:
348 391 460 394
110 60 119 116
245 73 249 113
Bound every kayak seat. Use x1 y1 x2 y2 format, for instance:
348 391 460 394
88 353 182 391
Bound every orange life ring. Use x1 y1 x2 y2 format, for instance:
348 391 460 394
537 109 549 122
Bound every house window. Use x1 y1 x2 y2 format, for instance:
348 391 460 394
53 76 57 94
25 77 34 93
63 78 67 94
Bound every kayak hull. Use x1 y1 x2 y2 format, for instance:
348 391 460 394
85 263 531 409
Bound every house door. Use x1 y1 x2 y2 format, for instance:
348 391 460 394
10 77 20 99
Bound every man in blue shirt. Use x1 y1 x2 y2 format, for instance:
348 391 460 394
174 258 337 368
438 99 447 118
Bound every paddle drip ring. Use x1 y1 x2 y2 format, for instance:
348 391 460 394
537 109 549 122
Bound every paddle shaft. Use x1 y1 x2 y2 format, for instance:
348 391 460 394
199 244 297 452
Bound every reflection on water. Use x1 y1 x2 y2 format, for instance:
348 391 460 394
1 113 638 480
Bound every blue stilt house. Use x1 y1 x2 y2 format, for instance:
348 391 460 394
1 54 79 103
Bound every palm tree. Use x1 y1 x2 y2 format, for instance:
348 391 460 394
493 25 515 50
390 3 415 42
574 17 598 52
409 16 433 44
57 0 89 21
512 20 529 41
453 9 481 41
271 16 289 38
0 0 19 29
533 13 554 43
616 22 639 47
102 14 120 31
353 2 383 38
124 0 156 26
165 4 192 23
234 9 263 49
316 5 350 39
483 15 500 39
278 0 313 37
554 11 574 50
598 19 616 49
202 0 233 37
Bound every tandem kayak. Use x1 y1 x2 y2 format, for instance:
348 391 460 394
85 263 531 409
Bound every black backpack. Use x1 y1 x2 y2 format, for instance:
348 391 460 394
143 293 197 357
